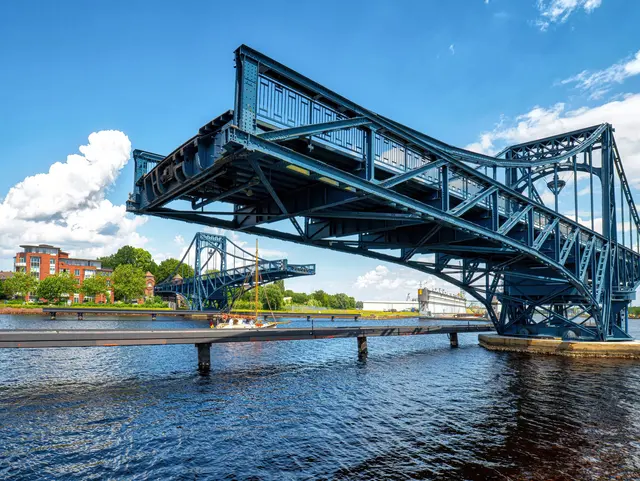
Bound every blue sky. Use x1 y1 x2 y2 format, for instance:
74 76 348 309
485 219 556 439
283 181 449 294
1 0 640 300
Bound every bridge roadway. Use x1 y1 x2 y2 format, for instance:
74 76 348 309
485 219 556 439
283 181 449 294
0 324 493 370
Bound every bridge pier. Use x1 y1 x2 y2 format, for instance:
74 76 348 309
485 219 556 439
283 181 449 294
196 343 211 372
357 335 368 359
307 315 311 322
449 332 459 348
151 313 157 321
50 312 56 320
77 312 83 321
331 315 335 322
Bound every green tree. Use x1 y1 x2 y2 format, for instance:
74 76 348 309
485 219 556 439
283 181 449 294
36 272 78 303
99 246 158 276
4 272 38 300
273 280 285 293
330 293 355 309
80 275 109 299
311 289 330 307
155 258 195 282
261 283 284 310
355 301 363 309
291 292 309 304
113 264 146 302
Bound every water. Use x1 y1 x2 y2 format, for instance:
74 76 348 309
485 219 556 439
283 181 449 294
1 315 639 480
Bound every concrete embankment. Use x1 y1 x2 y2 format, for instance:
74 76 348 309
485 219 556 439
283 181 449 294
479 333 640 358
0 307 44 315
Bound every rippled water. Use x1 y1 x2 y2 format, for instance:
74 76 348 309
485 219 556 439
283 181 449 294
1 315 639 480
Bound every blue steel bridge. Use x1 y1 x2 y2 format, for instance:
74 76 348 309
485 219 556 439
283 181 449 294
153 232 315 311
127 45 640 341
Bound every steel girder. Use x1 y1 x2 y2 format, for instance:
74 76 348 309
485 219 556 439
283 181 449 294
128 45 640 339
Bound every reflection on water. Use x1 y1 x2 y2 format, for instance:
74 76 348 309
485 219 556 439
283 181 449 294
0 315 639 480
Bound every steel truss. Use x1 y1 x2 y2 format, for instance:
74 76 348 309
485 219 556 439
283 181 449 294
128 45 640 339
154 232 315 310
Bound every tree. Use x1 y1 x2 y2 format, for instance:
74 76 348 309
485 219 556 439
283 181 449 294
113 264 146 302
155 258 195 282
261 283 284 310
36 272 78 303
356 301 363 309
81 275 109 300
4 272 38 300
291 292 309 304
99 246 158 276
311 290 330 307
330 293 356 309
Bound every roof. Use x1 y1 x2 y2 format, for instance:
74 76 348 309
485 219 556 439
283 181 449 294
0 271 14 280
145 271 154 277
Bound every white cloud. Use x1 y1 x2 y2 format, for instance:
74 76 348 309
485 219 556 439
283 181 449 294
465 93 640 184
0 131 147 262
535 0 602 31
353 264 456 300
560 50 640 98
449 44 455 55
174 234 185 246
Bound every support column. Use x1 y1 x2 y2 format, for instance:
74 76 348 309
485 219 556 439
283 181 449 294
357 335 368 359
449 332 459 348
196 343 211 372
50 312 56 320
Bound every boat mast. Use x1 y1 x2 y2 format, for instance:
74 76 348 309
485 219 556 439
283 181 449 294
254 239 259 320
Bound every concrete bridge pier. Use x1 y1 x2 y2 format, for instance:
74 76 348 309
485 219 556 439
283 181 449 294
357 335 368 359
449 332 459 348
196 343 211 372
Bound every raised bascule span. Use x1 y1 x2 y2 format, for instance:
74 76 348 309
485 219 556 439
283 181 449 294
153 232 315 311
127 45 640 341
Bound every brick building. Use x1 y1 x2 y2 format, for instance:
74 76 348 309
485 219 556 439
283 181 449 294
14 244 114 303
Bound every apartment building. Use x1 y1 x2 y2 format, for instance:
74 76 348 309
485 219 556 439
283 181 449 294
14 244 114 303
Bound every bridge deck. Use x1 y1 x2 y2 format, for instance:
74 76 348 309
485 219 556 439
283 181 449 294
0 325 492 348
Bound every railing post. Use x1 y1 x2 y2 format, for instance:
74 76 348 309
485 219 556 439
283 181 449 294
357 335 368 359
196 343 211 372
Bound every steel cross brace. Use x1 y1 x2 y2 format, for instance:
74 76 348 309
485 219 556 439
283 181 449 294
248 157 306 239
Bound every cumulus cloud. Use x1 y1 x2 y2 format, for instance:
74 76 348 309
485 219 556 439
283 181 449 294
465 93 640 184
560 50 640 99
0 131 147 262
536 0 602 31
353 264 456 300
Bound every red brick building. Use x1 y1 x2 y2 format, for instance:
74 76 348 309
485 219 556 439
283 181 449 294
14 244 114 303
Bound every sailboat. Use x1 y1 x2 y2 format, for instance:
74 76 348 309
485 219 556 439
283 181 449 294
214 239 277 329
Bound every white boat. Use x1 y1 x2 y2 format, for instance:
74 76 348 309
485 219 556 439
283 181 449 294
216 317 276 329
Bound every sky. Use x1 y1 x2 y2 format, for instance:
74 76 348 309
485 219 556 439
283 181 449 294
2 0 640 301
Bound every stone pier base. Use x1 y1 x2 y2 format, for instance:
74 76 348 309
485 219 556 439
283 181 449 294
479 334 640 358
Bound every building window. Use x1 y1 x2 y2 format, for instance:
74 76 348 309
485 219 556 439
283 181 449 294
49 258 56 275
84 270 94 279
74 269 80 277
73 294 80 304
30 256 40 273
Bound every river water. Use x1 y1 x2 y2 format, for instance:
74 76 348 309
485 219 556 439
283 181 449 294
0 315 639 480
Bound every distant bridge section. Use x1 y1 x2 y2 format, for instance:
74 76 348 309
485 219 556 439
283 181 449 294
128 45 640 341
154 232 315 310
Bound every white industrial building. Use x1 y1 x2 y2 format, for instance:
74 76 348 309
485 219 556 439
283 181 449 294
361 288 467 315
418 288 466 317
